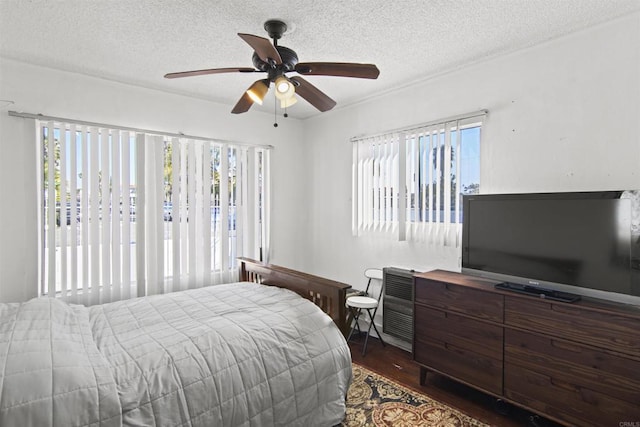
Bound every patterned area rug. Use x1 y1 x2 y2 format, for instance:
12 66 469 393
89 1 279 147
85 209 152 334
341 364 489 427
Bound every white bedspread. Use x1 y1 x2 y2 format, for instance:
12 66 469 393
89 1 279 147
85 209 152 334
0 282 352 427
0 298 122 427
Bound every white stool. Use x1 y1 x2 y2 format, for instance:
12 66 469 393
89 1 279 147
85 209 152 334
346 268 386 356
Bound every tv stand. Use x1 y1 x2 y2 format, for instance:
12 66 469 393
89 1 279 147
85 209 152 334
495 282 581 303
413 270 640 427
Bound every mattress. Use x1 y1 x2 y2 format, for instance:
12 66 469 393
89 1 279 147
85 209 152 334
0 282 352 426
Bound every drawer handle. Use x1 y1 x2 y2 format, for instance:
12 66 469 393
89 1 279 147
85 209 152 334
550 339 583 353
551 305 581 315
550 377 579 392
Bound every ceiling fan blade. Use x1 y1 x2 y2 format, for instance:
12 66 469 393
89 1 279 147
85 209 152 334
290 76 336 112
164 67 256 79
231 91 254 114
238 33 282 64
294 62 380 79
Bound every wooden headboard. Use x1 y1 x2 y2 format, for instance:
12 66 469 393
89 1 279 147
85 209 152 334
238 257 352 336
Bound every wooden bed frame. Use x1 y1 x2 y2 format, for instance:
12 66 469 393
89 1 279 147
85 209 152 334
238 257 352 336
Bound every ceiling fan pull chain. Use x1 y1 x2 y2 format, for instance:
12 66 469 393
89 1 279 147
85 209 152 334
273 95 278 128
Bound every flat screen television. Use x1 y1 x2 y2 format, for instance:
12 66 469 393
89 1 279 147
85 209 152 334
461 191 640 303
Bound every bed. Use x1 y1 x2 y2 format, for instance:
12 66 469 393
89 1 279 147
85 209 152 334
0 258 353 427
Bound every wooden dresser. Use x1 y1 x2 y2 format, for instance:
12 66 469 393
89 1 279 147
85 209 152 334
413 270 640 427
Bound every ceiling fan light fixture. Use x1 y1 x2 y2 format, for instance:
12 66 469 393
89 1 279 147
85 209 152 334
246 80 269 105
274 76 295 100
280 95 298 109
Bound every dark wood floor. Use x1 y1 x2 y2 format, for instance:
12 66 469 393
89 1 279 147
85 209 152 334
348 336 561 427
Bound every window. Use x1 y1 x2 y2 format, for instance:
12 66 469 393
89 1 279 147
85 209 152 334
352 111 484 245
39 120 269 304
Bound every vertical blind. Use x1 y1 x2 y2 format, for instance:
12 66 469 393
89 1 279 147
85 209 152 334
39 120 270 304
352 112 484 246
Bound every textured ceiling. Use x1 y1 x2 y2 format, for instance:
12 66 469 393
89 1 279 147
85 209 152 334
1 0 639 119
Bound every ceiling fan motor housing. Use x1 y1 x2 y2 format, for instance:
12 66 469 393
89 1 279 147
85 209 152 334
252 46 299 73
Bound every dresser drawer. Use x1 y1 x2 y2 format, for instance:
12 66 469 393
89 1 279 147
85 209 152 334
415 278 503 322
505 362 640 427
415 305 503 360
505 329 640 407
414 336 502 395
504 296 640 356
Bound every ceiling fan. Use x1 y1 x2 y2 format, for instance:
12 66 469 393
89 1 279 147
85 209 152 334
164 19 380 115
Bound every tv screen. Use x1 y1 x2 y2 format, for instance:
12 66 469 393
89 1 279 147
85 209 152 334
462 191 640 299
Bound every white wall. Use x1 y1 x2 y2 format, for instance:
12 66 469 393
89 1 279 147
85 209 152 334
302 12 640 300
0 59 307 302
